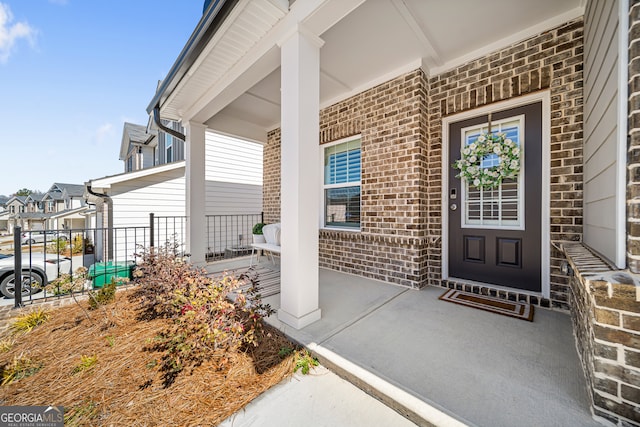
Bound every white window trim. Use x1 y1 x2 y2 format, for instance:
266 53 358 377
615 0 629 268
459 114 526 231
166 134 174 163
441 91 551 299
319 134 362 232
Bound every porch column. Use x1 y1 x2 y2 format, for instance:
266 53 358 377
185 121 207 266
277 26 324 329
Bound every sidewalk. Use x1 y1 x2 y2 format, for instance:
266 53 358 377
210 261 601 427
219 365 420 427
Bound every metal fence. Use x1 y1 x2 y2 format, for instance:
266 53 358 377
7 214 188 307
5 213 262 307
205 213 263 261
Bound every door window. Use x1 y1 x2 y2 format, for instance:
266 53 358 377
460 116 524 230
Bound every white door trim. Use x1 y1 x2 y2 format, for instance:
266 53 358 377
441 91 551 299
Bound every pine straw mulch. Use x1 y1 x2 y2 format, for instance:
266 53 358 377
0 289 296 426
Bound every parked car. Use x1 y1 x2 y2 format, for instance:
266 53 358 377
0 253 72 298
21 230 69 245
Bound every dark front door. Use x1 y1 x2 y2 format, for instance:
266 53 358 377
448 102 542 292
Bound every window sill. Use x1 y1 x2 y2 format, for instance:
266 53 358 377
320 226 361 233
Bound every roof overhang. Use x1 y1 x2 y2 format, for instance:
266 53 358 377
119 122 157 160
89 161 186 191
47 206 90 220
151 0 585 143
146 0 244 115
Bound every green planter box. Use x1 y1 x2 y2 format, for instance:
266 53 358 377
88 261 135 288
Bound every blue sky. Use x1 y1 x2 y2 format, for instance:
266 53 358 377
0 0 203 196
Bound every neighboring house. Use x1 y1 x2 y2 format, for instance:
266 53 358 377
88 129 262 261
145 0 640 423
5 196 26 233
120 120 184 173
152 118 185 166
24 193 44 213
42 183 89 230
120 122 157 172
0 196 9 234
4 184 90 233
14 193 48 231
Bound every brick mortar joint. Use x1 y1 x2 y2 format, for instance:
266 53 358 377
319 230 429 247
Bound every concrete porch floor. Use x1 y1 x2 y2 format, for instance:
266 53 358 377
208 258 601 427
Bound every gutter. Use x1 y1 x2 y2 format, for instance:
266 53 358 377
85 184 114 261
145 0 238 118
153 106 186 141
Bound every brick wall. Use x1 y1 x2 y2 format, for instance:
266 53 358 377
566 244 640 426
263 128 281 224
427 18 584 309
264 71 430 288
629 1 640 274
263 19 583 297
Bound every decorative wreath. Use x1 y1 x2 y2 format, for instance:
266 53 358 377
453 132 521 190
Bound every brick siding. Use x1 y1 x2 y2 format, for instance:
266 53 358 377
264 128 281 224
427 18 584 309
629 1 640 274
265 71 430 288
566 243 640 426
263 18 583 300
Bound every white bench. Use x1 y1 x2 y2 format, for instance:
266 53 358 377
250 242 281 266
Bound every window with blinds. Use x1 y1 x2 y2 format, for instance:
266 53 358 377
461 117 524 229
323 138 361 229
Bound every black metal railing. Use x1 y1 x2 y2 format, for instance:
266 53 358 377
8 214 188 307
150 214 188 256
205 213 263 261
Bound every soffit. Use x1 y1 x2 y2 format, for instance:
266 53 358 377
162 0 583 141
161 0 288 120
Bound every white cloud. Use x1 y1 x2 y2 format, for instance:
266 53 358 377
94 122 114 145
0 2 36 63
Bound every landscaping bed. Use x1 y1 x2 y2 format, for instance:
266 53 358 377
0 249 298 425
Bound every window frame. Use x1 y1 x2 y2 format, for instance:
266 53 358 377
166 134 173 163
459 115 526 231
320 135 362 231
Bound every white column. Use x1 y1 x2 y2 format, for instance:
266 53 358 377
277 26 324 329
185 121 207 266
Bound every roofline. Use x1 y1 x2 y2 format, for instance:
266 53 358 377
145 0 239 116
89 161 186 189
47 206 89 219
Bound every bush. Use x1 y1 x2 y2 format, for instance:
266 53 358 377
133 243 274 386
46 266 88 296
1 354 42 385
88 281 117 310
11 309 49 334
47 238 68 254
71 235 83 255
252 223 265 235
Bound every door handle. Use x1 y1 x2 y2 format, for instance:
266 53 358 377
450 203 457 211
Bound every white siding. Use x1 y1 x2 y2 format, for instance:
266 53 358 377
109 167 186 259
105 131 263 259
205 131 263 214
110 169 186 227
204 131 263 254
583 0 625 266
141 146 155 169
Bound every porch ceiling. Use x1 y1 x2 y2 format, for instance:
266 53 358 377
163 0 584 142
